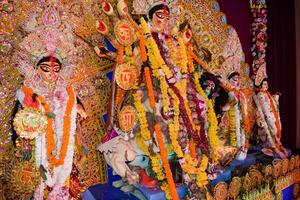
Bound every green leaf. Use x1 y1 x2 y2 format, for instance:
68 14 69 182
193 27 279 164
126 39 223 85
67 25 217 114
39 165 47 181
45 112 55 119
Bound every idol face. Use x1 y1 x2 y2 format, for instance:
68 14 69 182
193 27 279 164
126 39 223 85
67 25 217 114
37 57 61 84
261 80 269 92
204 80 215 94
229 74 240 88
151 8 170 33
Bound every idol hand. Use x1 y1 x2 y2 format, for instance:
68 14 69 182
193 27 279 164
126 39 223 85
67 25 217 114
77 105 87 120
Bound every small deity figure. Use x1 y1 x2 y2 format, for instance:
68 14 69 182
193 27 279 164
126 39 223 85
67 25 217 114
253 66 288 159
98 0 220 199
214 27 253 161
216 70 252 161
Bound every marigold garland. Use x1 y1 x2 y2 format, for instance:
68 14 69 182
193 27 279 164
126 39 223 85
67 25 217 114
196 155 209 188
168 88 206 176
125 45 132 57
144 67 156 108
189 139 197 159
133 92 173 197
177 36 188 74
139 16 212 195
144 37 159 77
161 181 172 200
139 29 147 62
266 91 281 142
193 73 220 161
141 17 173 79
22 85 75 167
133 93 151 141
136 132 150 155
190 51 210 72
167 88 183 158
239 91 251 135
165 38 180 66
187 44 195 73
229 106 237 147
117 45 124 65
154 124 179 200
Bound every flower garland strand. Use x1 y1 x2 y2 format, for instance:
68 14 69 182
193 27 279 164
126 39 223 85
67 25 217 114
193 72 220 162
140 17 173 79
266 91 281 142
167 88 183 158
22 85 75 167
144 67 156 108
196 155 209 188
239 92 251 135
154 124 179 200
229 106 237 147
133 93 151 141
168 88 206 177
117 45 124 65
187 44 195 73
166 38 180 66
177 36 188 74
250 0 267 80
133 92 172 199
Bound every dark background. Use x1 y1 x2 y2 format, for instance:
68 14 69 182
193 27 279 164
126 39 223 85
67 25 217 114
218 0 297 149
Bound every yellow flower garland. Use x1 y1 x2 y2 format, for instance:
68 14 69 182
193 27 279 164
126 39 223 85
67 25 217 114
229 107 237 146
167 88 183 158
168 88 207 179
134 92 175 199
140 18 173 79
139 16 211 193
160 77 170 114
193 73 220 162
125 46 133 57
161 181 172 199
133 93 151 141
177 36 188 74
166 38 180 66
196 155 209 188
136 132 150 155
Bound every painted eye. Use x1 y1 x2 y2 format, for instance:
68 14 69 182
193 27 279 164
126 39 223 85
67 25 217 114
53 66 61 73
155 11 169 19
40 65 51 72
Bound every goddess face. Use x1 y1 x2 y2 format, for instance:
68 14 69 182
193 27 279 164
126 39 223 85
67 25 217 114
228 73 240 88
118 25 131 43
261 80 269 92
149 5 170 33
37 56 61 84
204 80 215 95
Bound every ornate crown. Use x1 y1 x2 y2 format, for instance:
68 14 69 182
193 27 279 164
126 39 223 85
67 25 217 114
215 27 245 80
132 0 179 17
14 5 77 79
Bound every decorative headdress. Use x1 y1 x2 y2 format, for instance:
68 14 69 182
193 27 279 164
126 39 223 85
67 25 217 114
132 0 179 27
14 5 77 80
215 27 245 80
254 64 267 87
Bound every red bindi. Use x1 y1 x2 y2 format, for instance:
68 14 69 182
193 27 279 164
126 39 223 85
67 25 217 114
49 53 55 68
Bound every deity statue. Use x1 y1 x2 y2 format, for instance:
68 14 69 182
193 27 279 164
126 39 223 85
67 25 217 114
213 33 254 162
98 0 220 199
0 4 107 199
252 66 288 159
216 70 253 161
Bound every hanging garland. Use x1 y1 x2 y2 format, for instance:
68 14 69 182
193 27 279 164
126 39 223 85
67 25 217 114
250 0 268 79
22 85 75 167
